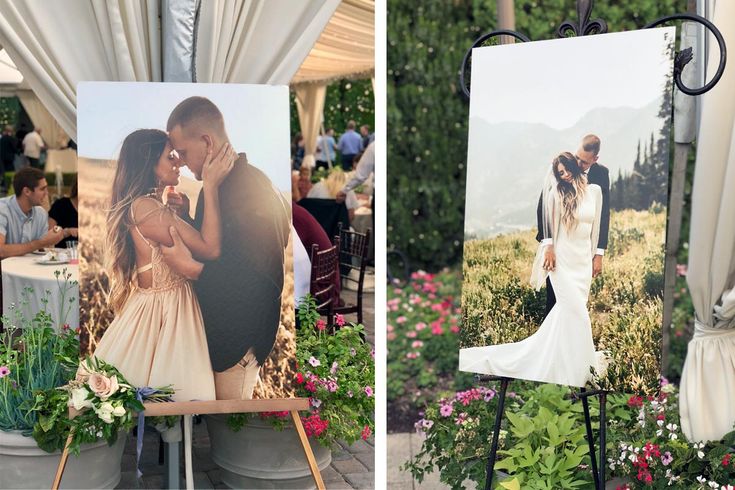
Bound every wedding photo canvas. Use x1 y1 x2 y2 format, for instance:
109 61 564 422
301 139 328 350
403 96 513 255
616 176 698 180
77 82 293 401
458 28 675 393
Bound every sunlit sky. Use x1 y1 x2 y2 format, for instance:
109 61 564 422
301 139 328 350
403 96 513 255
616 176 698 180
77 82 291 191
470 27 675 129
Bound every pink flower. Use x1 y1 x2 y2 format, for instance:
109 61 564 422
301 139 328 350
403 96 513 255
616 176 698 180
439 404 453 417
406 352 420 359
415 322 427 331
350 348 357 356
0 366 9 378
405 331 417 338
450 325 460 333
327 380 338 392
387 333 396 341
676 264 687 276
308 356 321 367
310 397 322 408
295 373 304 384
347 390 353 398
396 316 407 324
411 340 424 349
361 425 372 440
316 319 327 331
661 451 673 466
431 325 443 335
305 381 316 393
330 362 339 375
364 386 373 397
335 314 345 327
387 324 394 332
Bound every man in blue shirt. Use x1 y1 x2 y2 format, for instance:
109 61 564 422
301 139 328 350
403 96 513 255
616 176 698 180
337 120 363 171
0 167 63 258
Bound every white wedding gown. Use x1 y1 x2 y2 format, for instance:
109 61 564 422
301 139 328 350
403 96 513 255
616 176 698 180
459 184 605 387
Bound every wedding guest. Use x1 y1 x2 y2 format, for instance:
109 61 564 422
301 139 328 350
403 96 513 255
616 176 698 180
48 177 79 247
337 120 362 171
291 132 305 170
0 167 63 258
298 165 313 198
0 126 16 193
22 127 46 169
308 167 360 223
315 128 337 170
360 124 373 148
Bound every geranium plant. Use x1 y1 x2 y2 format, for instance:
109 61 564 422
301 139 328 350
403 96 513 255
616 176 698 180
229 296 375 446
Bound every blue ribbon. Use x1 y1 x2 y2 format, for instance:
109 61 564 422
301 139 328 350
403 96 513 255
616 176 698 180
135 387 161 479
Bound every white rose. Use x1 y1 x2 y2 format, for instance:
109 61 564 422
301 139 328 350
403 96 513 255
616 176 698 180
69 387 93 411
112 404 126 417
95 402 115 424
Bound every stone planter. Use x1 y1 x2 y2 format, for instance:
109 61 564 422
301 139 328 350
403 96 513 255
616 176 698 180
206 414 332 489
0 430 126 489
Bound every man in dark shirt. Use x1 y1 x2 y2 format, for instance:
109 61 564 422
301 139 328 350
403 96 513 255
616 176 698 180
163 96 290 400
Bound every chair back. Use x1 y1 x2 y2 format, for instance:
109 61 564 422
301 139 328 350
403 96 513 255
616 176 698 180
309 237 341 318
337 223 371 295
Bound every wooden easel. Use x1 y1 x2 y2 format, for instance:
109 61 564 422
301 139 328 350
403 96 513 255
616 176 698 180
51 398 325 490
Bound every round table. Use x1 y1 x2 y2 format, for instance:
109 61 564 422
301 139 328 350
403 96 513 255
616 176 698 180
2 255 79 330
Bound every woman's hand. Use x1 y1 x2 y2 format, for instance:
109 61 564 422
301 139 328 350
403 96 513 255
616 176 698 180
202 142 237 190
543 246 556 272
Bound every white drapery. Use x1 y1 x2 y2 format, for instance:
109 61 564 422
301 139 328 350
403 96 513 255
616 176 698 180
291 0 374 84
0 0 162 140
16 89 66 149
294 83 328 159
680 0 735 442
194 0 339 84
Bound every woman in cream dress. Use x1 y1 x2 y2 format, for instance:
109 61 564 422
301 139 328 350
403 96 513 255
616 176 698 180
93 129 236 400
460 152 606 387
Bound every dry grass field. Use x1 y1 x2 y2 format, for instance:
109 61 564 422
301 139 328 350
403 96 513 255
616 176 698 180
79 157 296 398
461 208 666 394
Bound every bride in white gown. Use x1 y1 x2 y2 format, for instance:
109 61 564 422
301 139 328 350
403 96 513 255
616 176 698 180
459 152 606 387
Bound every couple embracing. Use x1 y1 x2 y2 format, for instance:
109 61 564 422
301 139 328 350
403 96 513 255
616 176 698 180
94 97 290 401
460 134 611 387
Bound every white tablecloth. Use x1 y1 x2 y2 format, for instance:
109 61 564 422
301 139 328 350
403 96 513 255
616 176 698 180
2 255 79 330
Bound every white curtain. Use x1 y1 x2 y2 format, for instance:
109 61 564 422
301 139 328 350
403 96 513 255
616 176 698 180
680 0 735 442
294 83 327 158
194 0 339 84
16 89 67 149
0 0 161 140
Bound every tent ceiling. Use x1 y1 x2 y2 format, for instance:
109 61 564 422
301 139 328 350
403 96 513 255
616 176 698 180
0 49 23 85
291 0 374 85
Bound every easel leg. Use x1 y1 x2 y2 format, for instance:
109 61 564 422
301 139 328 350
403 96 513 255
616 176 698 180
164 439 181 489
52 430 75 490
184 415 194 490
598 392 607 489
485 378 510 490
290 410 326 490
580 388 599 489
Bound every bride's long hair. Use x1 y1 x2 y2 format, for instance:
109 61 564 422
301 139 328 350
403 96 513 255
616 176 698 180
106 129 168 312
552 152 587 232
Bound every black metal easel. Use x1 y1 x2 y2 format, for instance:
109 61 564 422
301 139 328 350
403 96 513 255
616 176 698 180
460 1 727 489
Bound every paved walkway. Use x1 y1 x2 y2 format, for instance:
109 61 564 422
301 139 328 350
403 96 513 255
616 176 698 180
387 432 450 489
115 270 375 489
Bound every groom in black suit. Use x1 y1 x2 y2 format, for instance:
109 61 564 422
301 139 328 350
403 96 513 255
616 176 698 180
163 96 290 399
536 134 610 318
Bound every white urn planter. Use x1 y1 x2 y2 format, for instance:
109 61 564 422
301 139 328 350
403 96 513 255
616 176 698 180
206 414 332 489
0 430 126 489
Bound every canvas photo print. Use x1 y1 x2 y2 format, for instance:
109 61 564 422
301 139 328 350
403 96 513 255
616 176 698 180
78 82 294 401
459 28 675 393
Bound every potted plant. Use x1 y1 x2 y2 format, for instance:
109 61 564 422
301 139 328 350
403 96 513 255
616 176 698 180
0 286 173 489
206 297 375 489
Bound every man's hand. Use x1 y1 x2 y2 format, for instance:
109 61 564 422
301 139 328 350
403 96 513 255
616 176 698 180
161 226 204 280
43 227 65 247
336 190 347 204
592 254 603 277
543 246 556 272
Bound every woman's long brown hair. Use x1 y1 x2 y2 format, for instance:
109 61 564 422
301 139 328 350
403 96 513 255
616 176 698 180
106 129 168 312
552 152 587 233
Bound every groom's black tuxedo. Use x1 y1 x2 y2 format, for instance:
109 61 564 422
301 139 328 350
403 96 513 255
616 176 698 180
194 154 290 372
536 162 610 317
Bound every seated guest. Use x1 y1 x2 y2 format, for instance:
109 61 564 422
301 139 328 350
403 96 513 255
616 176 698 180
307 167 360 223
48 178 79 247
298 165 313 198
0 168 64 258
292 202 340 305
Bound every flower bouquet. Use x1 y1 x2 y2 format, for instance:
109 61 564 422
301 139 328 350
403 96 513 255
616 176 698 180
229 296 375 447
30 356 174 455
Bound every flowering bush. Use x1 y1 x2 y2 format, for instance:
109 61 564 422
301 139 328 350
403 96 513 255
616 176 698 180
229 296 375 447
606 380 735 489
406 379 735 489
30 357 173 454
0 288 80 433
387 270 473 429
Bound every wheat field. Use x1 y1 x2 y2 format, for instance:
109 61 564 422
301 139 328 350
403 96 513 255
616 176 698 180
79 157 296 398
461 208 666 394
